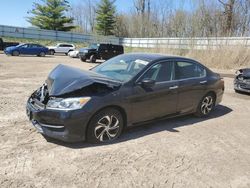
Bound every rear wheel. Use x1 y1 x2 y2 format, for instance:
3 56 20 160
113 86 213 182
39 52 45 57
12 50 19 56
90 54 97 63
87 108 124 144
195 93 215 117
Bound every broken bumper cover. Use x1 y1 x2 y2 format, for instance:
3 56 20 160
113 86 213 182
234 80 250 93
26 98 91 142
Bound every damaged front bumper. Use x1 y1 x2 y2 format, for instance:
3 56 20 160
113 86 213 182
234 79 250 93
26 97 91 142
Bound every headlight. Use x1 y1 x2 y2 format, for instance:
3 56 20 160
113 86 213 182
235 70 242 76
46 97 91 110
84 50 88 53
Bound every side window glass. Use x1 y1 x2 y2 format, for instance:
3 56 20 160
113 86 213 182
99 45 107 51
141 62 174 82
175 61 206 79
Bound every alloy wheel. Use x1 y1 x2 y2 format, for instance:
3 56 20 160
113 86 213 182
201 96 214 115
94 115 120 142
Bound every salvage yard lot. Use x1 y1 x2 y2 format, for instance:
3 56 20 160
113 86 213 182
0 53 250 188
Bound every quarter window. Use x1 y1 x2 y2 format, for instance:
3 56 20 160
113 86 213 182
175 61 206 80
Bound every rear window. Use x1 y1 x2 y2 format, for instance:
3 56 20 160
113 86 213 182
175 61 206 79
59 44 73 47
113 45 123 51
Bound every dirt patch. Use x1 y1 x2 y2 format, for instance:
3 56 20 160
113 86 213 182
0 54 250 187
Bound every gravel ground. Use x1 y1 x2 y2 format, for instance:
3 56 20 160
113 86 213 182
0 53 250 188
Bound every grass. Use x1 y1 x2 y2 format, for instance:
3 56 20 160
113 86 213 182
125 46 250 69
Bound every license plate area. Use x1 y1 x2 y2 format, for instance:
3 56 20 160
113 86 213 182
31 120 43 133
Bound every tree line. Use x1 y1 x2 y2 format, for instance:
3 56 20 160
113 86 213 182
27 0 250 37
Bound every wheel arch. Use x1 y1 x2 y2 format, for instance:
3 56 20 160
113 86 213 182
12 50 19 55
205 91 217 104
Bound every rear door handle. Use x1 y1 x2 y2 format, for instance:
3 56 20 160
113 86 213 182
169 85 179 90
200 80 207 84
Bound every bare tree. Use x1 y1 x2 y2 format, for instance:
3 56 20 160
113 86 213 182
69 0 96 33
218 0 235 36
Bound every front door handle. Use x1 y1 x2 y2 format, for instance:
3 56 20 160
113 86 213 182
200 80 207 84
169 85 178 90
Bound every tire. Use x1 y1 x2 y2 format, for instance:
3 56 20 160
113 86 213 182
49 50 55 55
80 56 87 62
195 93 215 117
87 108 124 144
12 50 19 56
39 52 46 57
90 54 97 63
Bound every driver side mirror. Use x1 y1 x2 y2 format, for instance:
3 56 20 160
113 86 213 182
139 79 156 88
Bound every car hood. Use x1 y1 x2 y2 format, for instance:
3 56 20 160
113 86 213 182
238 68 250 78
5 46 16 50
46 64 121 96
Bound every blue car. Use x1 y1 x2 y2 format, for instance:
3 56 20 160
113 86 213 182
4 43 48 57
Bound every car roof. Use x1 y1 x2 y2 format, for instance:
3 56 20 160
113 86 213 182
57 43 74 45
20 43 40 45
124 53 197 62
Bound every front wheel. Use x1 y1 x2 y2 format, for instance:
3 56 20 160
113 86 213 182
87 108 124 144
90 54 97 63
12 50 19 56
195 93 215 117
80 56 87 62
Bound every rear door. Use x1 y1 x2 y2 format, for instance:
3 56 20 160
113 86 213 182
98 44 109 59
30 44 40 55
56 44 67 53
174 60 207 113
113 45 124 57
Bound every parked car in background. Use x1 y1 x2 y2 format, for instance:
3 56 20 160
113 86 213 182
4 43 48 56
48 43 75 55
68 50 79 58
0 38 19 51
79 43 124 63
26 53 224 143
234 68 250 93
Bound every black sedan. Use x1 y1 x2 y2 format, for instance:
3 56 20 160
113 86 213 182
234 68 250 93
26 53 224 143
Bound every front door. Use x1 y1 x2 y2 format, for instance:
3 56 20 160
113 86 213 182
19 44 30 54
129 61 179 123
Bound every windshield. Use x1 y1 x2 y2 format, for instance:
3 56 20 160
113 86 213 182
89 44 98 49
92 55 150 82
16 43 25 47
